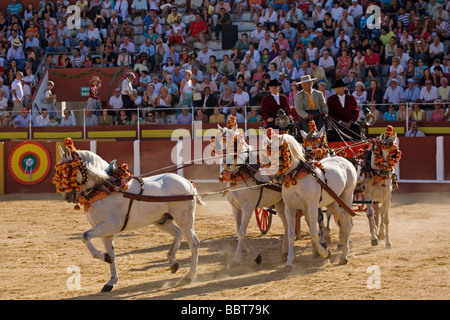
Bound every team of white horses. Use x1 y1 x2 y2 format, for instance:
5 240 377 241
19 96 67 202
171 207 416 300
55 120 401 292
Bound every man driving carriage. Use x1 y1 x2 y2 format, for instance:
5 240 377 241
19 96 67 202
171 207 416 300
294 75 328 135
326 79 363 142
260 79 292 130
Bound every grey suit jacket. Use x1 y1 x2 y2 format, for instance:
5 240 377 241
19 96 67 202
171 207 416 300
294 89 328 119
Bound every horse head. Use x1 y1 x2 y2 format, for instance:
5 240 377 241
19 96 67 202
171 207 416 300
370 125 402 173
378 125 397 149
54 138 109 204
259 130 304 182
214 118 250 174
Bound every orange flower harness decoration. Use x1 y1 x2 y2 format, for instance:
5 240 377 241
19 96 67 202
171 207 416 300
260 128 292 178
373 125 402 172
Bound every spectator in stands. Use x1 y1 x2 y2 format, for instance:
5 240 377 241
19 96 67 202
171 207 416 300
35 108 50 127
412 104 428 121
1 112 12 127
430 100 445 121
403 78 421 103
84 108 98 126
420 80 439 103
176 107 192 124
396 102 413 121
13 108 32 128
405 120 426 137
382 104 398 122
108 87 123 116
209 106 225 123
60 109 76 126
11 71 24 117
383 79 405 108
233 84 250 113
186 12 208 50
437 77 450 101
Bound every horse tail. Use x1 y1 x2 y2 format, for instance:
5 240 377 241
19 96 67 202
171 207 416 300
196 195 206 206
187 179 206 206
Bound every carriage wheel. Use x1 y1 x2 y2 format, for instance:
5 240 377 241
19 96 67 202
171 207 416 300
295 210 303 240
255 208 273 235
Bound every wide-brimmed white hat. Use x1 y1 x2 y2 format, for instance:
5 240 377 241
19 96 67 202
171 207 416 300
296 75 316 85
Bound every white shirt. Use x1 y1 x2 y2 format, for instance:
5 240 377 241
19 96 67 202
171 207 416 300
272 93 280 105
233 91 250 106
250 28 266 41
121 78 133 96
11 79 23 101
197 49 214 65
109 94 123 110
337 94 346 109
258 37 274 53
36 114 50 127
420 86 439 101
348 4 364 19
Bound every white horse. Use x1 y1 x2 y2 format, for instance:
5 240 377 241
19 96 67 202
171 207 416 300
56 144 202 292
359 126 401 248
213 124 289 266
264 133 357 269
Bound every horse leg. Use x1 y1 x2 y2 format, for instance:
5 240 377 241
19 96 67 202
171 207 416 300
327 202 352 265
82 223 120 292
283 206 297 272
307 206 330 260
274 201 289 262
232 207 261 266
176 222 200 284
154 220 183 274
378 201 392 249
325 210 332 244
170 202 200 284
365 195 379 246
100 236 118 292
82 223 117 263
318 208 328 249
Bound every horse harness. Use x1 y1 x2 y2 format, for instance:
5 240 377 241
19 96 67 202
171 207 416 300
283 159 358 217
76 163 194 232
358 148 399 191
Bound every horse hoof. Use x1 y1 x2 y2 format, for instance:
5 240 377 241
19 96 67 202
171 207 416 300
339 257 348 265
385 243 392 249
101 284 114 292
104 253 113 264
170 263 179 274
255 254 262 265
371 239 379 246
180 277 192 285
283 265 293 272
229 260 240 268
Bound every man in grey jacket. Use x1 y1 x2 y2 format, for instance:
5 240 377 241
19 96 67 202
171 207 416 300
294 75 328 133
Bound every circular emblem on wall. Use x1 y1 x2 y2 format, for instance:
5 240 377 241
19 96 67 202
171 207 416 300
8 142 51 185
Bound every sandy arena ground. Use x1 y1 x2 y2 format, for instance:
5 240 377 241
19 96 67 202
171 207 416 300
0 186 449 300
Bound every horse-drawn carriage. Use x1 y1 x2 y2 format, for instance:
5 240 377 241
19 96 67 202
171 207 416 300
217 107 400 259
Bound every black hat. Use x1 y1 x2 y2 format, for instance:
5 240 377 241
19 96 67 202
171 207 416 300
268 79 281 87
331 79 348 89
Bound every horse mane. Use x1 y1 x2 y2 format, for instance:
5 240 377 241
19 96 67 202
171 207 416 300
282 134 306 163
77 150 110 181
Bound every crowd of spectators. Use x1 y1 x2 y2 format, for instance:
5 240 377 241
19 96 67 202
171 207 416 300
1 0 450 128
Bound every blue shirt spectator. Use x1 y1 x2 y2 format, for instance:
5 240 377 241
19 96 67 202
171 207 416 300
176 109 192 124
13 109 32 127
